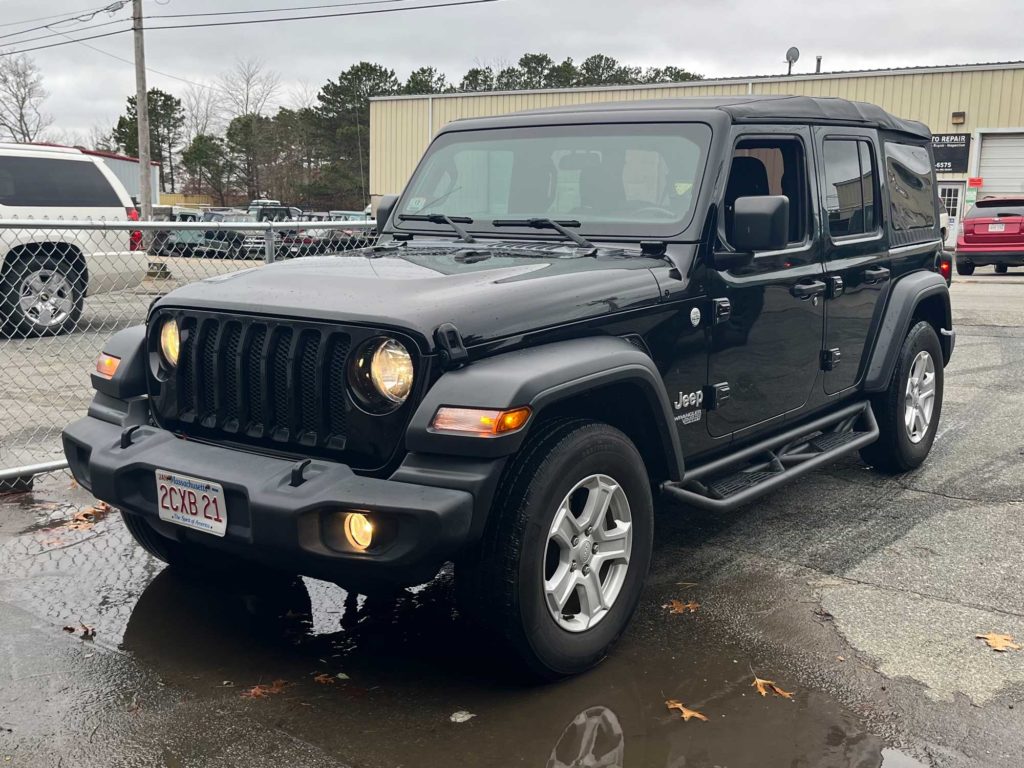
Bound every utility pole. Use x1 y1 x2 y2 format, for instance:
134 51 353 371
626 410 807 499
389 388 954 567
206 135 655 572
132 0 153 220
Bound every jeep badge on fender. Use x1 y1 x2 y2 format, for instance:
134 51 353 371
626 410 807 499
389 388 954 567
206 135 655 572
63 96 953 680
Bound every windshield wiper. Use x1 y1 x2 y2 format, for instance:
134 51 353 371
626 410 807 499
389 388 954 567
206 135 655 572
491 218 596 251
398 213 475 243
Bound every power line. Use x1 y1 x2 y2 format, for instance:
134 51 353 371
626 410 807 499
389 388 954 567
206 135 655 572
0 18 126 47
50 29 214 90
145 0 502 31
0 28 130 57
0 3 112 29
0 1 127 42
147 0 415 20
0 0 503 57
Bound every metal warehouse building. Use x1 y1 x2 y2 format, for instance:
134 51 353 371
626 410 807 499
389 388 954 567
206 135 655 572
370 60 1024 231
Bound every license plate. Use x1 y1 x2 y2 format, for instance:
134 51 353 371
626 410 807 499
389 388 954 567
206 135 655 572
989 222 1006 232
156 470 227 537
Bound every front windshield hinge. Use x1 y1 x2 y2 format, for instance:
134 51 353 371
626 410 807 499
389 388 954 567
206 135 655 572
640 241 667 257
434 322 469 368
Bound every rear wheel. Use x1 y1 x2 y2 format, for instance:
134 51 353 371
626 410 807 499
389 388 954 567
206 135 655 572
457 419 653 679
860 321 943 473
995 264 1009 274
0 253 84 337
956 262 975 276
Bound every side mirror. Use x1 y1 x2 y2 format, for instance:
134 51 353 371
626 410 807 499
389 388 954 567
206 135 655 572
731 195 789 253
376 195 399 232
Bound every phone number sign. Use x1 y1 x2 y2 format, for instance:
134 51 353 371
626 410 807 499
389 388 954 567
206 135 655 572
932 133 971 174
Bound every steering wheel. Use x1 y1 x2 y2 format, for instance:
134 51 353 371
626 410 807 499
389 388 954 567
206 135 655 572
630 205 676 218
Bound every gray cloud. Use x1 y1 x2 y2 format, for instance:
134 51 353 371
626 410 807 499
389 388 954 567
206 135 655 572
3 0 1020 136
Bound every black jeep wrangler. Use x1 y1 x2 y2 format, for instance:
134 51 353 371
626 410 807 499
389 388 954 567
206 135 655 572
63 96 953 678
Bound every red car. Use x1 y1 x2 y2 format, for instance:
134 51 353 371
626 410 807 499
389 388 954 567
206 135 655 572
956 196 1024 275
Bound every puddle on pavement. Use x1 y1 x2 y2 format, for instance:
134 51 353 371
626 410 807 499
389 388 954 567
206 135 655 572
0 479 919 768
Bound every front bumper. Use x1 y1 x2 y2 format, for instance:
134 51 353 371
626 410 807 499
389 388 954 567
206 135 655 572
62 416 474 587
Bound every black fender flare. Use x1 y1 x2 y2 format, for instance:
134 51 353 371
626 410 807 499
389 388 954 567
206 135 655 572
405 336 685 480
91 324 148 399
863 270 952 392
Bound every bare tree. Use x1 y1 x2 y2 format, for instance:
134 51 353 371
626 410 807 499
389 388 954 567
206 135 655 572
288 79 320 111
0 52 52 142
219 58 281 117
182 82 221 143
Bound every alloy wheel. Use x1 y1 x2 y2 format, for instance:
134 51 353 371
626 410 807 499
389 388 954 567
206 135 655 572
18 269 75 329
904 350 936 444
543 474 633 632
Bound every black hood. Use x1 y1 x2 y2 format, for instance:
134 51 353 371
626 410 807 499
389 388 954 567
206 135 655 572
153 242 666 350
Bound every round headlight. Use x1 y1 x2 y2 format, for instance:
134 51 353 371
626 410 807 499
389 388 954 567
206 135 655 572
370 338 414 403
160 318 180 367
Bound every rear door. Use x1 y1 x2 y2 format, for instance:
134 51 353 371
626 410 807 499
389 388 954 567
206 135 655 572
815 129 890 394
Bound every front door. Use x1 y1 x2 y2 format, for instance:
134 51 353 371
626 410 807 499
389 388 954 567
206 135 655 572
938 182 964 246
707 129 826 438
815 129 890 394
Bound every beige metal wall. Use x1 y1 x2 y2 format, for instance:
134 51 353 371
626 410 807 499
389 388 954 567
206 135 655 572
369 64 1024 198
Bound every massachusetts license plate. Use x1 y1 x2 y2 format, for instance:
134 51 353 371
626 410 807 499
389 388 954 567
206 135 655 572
989 222 1006 232
155 470 227 537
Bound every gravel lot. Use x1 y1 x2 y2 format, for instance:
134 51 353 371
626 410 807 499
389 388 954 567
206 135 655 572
0 267 1022 767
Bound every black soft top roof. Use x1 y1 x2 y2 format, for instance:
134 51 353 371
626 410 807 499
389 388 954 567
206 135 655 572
473 95 930 140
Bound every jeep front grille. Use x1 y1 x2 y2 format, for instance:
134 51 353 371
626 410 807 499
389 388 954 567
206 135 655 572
148 309 423 471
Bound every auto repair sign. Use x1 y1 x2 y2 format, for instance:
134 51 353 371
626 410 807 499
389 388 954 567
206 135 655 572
932 134 971 174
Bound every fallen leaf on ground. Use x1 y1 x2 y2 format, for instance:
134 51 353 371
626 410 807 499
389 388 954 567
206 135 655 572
62 623 94 639
313 673 336 685
976 633 1022 652
665 700 708 722
240 679 288 699
662 599 700 614
450 710 476 723
752 676 794 699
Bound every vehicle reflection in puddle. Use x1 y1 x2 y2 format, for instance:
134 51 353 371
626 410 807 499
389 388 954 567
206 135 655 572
1 486 916 768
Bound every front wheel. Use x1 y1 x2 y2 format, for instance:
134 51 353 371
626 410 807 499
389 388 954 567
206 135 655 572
860 321 944 473
995 264 1009 274
458 420 653 679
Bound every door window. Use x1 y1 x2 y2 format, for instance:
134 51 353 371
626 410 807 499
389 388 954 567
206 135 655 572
884 142 936 230
726 138 809 246
823 139 878 238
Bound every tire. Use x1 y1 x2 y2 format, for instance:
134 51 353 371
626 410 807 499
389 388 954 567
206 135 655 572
457 419 654 679
0 252 84 338
860 321 944 473
956 262 975 276
995 264 1009 274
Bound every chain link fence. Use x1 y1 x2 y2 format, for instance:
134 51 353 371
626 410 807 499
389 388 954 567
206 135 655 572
0 218 377 485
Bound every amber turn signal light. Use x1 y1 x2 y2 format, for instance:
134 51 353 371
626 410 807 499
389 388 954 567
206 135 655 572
95 353 121 379
431 406 532 436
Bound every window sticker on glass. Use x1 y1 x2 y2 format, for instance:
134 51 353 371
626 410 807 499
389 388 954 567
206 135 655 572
407 197 426 212
674 182 693 195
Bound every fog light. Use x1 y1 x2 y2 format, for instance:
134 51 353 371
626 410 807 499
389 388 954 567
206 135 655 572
344 512 374 551
95 353 121 379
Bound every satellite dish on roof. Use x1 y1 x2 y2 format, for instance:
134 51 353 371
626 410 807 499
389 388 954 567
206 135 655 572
785 46 800 75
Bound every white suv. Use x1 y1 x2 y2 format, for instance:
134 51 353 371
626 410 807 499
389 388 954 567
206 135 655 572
0 143 146 337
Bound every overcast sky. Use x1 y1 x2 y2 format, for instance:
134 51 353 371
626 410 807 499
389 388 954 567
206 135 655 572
4 0 1021 139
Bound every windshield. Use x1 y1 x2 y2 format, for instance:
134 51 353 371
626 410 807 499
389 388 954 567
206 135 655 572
395 123 712 239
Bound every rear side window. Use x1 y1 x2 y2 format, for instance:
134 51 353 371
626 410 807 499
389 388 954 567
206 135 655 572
823 139 878 238
965 200 1024 218
884 143 936 230
0 156 122 207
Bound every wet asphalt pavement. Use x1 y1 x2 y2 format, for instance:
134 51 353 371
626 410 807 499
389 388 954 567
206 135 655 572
2 270 1023 768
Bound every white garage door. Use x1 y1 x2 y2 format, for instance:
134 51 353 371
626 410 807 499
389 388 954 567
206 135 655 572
978 133 1024 197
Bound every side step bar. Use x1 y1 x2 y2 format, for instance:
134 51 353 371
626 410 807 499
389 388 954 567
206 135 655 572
661 401 879 512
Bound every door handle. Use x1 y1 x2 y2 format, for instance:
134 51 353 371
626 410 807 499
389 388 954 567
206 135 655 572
791 280 826 299
864 267 891 284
